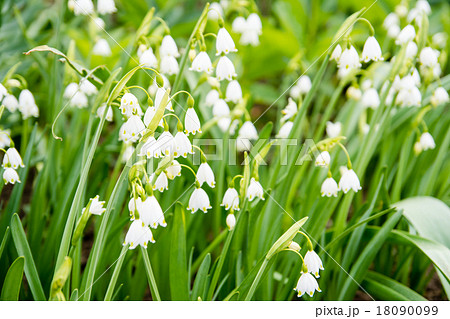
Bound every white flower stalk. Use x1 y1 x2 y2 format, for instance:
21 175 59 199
225 80 242 103
337 46 361 77
3 167 20 185
226 213 236 230
124 219 155 249
141 195 167 228
160 55 179 75
238 121 258 140
93 39 112 56
159 35 179 57
189 51 213 74
405 41 418 60
213 99 230 117
143 106 163 128
151 172 169 192
18 89 39 119
139 136 161 158
346 86 361 100
216 56 237 81
119 115 146 143
281 98 297 121
97 0 117 15
7 145 32 172
185 107 202 135
139 48 158 68
419 132 435 151
187 187 212 213
208 2 223 21
221 187 240 211
339 169 362 193
216 28 237 55
79 78 98 96
0 130 11 148
3 94 19 112
205 89 220 107
157 131 176 156
288 241 301 251
122 144 134 163
321 177 338 197
72 0 94 16
197 162 215 188
247 178 264 201
326 121 341 138
304 250 324 278
155 87 173 112
166 160 182 180
361 88 380 109
174 131 193 158
315 151 330 167
361 36 383 62
232 17 247 33
276 121 293 139
419 47 439 68
430 87 449 107
86 195 106 215
395 25 415 45
295 272 321 297
330 44 342 62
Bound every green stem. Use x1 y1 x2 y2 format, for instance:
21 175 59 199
104 245 128 301
140 246 161 301
244 258 269 301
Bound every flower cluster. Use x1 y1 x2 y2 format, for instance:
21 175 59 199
1 83 39 119
63 78 98 109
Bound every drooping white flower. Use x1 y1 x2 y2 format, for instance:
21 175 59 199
151 172 169 192
3 167 20 185
297 75 312 95
247 177 264 201
395 4 408 17
18 89 39 119
208 2 223 21
140 195 167 228
419 132 435 150
139 48 158 68
85 195 106 215
232 16 247 33
205 89 220 107
155 87 173 112
315 151 330 167
337 45 361 77
122 144 135 163
97 0 117 15
72 0 94 16
197 162 215 188
246 13 262 35
338 169 362 193
361 88 380 109
430 87 449 107
2 148 24 169
415 0 431 15
166 160 182 179
159 35 179 57
218 118 238 134
92 38 112 56
432 32 447 49
143 106 162 128
160 55 179 75
187 187 212 213
185 107 202 135
281 98 297 121
221 187 239 211
0 84 8 101
238 121 258 140
276 121 293 139
387 24 401 39
0 130 11 149
295 272 321 297
304 250 324 278
326 121 341 138
119 93 141 116
69 91 88 108
236 137 252 152
63 82 79 99
225 80 242 103
240 30 260 46
189 51 213 74
212 99 230 117
79 78 98 96
157 131 176 157
396 84 422 108
346 86 361 101
124 219 155 249
94 17 106 29
330 44 342 62
174 131 193 158
139 136 161 158
321 177 338 197
216 28 237 55
419 47 439 68
361 36 383 62
395 25 415 45
383 13 399 30
226 213 236 230
405 41 418 60
120 115 146 143
3 94 19 112
216 56 237 81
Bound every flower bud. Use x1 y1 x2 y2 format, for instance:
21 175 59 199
288 241 301 251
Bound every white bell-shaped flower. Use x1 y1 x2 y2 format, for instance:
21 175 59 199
189 51 213 74
288 241 301 251
159 35 179 57
338 45 361 75
143 106 163 128
330 44 342 62
395 25 415 45
216 56 237 81
238 121 258 140
18 89 39 119
166 160 182 180
221 187 239 211
3 94 19 113
405 41 418 59
139 136 161 158
139 48 158 68
79 78 97 96
153 131 174 157
339 169 362 193
226 213 236 230
419 132 435 150
396 85 421 107
124 219 155 249
246 13 262 34
2 148 24 169
387 24 401 39
297 75 312 95
232 16 247 33
361 88 380 109
187 187 212 213
213 99 230 117
63 82 78 99
72 0 94 16
93 38 112 56
432 32 447 49
160 55 179 75
120 93 140 117
216 28 237 55
419 47 439 68
97 0 117 14
236 137 252 152
125 115 146 142
185 107 202 135
151 172 169 192
174 131 193 158
295 272 321 297
247 177 264 201
346 86 361 100
240 30 260 46
430 87 449 107
276 121 293 139
205 89 220 107
304 250 324 278
141 195 167 228
155 87 173 112
315 151 330 167
281 98 297 122
86 195 106 215
326 121 341 138
197 162 215 188
383 13 399 30
122 144 134 163
321 177 338 197
361 36 383 62
0 130 11 149
70 91 88 108
3 167 20 185
225 80 242 103
208 2 223 21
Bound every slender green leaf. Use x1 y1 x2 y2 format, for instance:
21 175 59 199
170 203 189 300
1 256 24 301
